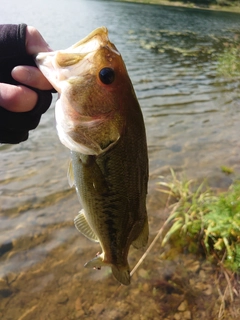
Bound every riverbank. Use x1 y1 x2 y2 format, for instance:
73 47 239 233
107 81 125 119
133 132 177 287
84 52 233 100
118 0 240 13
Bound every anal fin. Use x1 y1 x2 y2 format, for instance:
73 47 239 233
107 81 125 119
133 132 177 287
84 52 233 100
132 217 149 249
74 210 99 242
84 252 105 269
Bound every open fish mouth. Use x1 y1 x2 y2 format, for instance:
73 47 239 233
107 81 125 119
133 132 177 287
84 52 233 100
35 27 120 92
36 27 125 156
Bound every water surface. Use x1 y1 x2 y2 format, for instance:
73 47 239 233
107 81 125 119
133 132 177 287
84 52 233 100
0 0 240 319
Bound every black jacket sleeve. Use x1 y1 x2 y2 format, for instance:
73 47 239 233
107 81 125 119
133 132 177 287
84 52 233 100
0 24 53 144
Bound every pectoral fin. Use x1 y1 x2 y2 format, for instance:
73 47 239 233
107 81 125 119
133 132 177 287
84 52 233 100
131 217 149 249
80 155 108 195
91 161 109 194
74 210 99 242
67 160 74 187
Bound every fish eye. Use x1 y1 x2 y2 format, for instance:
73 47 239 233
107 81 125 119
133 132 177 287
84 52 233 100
99 68 115 85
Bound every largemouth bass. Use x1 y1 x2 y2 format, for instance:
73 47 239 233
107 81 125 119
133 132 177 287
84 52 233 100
36 27 148 285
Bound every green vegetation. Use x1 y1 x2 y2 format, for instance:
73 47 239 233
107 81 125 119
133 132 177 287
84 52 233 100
221 165 235 174
217 45 240 77
168 0 239 6
159 169 240 273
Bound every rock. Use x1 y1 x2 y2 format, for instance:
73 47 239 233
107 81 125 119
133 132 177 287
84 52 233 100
0 241 13 257
6 272 17 285
0 288 13 298
75 310 85 318
75 297 82 311
174 310 191 320
178 300 188 311
173 313 182 320
183 310 191 319
142 283 150 292
186 260 200 273
90 303 105 316
0 277 7 287
138 268 149 279
56 291 69 304
58 274 72 287
203 284 212 296
199 270 206 279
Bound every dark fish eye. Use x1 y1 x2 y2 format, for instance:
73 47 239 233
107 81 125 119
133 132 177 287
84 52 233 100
99 68 115 85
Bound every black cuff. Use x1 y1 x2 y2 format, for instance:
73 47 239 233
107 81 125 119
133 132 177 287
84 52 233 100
0 24 27 61
0 89 52 144
0 23 53 144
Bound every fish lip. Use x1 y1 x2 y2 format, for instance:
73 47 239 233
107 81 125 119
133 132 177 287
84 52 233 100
69 26 120 57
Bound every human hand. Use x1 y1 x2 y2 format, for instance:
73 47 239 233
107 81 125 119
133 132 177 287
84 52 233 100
0 26 53 112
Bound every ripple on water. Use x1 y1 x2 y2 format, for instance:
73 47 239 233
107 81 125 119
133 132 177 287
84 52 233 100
1 1 240 319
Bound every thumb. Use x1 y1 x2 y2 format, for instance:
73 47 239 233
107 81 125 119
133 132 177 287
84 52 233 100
25 26 52 55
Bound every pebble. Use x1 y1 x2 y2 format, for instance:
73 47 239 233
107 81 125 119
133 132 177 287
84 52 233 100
0 241 13 256
178 300 188 311
142 283 150 292
174 313 182 320
138 268 149 279
203 284 212 296
194 281 213 295
174 310 191 320
6 272 17 285
90 303 105 316
58 274 72 286
56 292 69 304
0 277 7 287
183 311 191 319
75 310 85 318
75 297 83 311
199 270 206 279
186 260 200 273
0 288 13 298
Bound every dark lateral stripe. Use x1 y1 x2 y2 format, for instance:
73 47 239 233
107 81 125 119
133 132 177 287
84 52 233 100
104 217 118 262
102 203 119 211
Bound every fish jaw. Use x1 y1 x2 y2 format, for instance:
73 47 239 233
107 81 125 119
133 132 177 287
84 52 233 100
35 27 127 155
54 98 122 155
35 27 117 92
84 252 131 286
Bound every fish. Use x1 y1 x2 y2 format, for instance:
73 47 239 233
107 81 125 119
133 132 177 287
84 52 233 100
35 27 149 286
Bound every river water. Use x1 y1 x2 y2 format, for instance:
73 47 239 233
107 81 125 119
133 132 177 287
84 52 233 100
0 0 240 319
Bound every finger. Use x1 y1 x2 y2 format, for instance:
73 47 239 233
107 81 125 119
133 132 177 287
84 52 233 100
12 66 53 90
25 26 52 55
0 83 38 112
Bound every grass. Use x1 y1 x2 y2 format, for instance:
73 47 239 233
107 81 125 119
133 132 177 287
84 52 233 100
159 169 240 273
157 169 240 317
217 45 240 78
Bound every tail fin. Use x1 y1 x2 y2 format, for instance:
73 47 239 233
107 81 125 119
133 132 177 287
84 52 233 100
111 265 131 286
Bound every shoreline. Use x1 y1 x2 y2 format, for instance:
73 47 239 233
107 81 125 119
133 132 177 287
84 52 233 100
117 0 240 13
